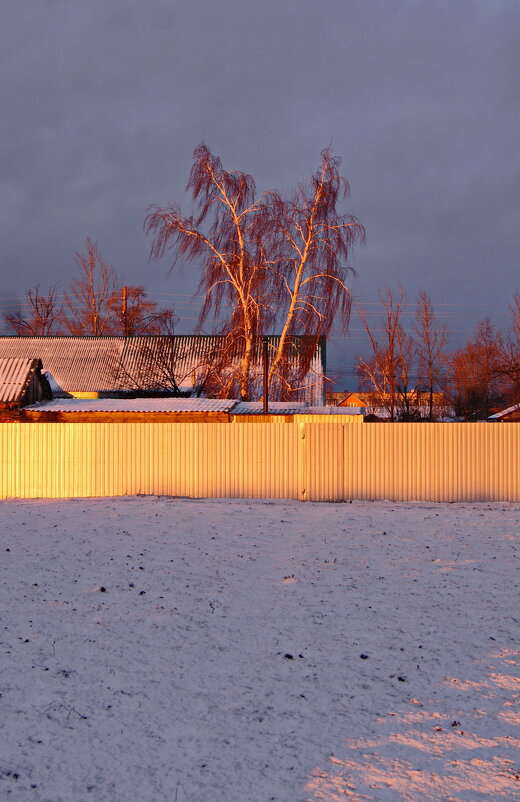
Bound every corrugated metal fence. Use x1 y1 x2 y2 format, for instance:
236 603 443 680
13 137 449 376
1 422 519 501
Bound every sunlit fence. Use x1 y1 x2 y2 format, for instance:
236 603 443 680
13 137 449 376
1 422 519 502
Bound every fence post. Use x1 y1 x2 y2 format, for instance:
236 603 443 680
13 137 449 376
299 422 306 501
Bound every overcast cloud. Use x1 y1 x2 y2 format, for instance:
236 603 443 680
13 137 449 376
2 0 519 383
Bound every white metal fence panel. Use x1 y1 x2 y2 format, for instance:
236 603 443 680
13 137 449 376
0 423 302 500
1 421 520 501
303 422 520 502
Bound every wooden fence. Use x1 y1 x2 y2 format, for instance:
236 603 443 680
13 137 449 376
1 422 519 502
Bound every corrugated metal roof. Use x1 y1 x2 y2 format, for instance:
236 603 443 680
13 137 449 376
303 406 363 415
0 358 41 405
24 398 237 413
232 401 364 415
488 403 520 420
0 337 178 393
232 401 307 415
0 336 325 402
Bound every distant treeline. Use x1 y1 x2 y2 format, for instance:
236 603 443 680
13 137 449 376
355 285 520 421
2 238 176 339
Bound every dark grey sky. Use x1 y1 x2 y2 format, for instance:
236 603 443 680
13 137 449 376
2 0 519 385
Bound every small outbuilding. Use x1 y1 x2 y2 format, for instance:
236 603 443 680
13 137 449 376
0 358 51 419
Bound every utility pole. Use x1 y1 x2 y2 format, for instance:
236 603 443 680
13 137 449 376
122 286 128 337
263 336 269 414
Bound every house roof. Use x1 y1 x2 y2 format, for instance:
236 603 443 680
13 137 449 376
23 398 362 416
0 337 180 393
232 401 308 415
24 398 237 414
488 403 520 421
0 335 325 398
0 357 42 405
338 390 446 407
337 392 367 406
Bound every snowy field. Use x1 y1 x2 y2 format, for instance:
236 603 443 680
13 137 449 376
0 498 519 802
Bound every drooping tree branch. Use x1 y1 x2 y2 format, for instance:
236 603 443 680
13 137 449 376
264 148 364 396
146 144 270 399
356 285 410 421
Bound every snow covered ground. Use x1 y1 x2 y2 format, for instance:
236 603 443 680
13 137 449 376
0 497 519 802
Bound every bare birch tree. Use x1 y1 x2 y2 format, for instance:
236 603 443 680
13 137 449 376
357 286 412 420
63 239 119 335
107 285 177 336
414 290 448 420
263 148 364 398
146 144 364 400
63 240 176 338
395 325 417 420
3 284 63 335
497 293 520 403
146 145 268 399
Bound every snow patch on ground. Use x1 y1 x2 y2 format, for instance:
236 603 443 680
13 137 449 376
0 498 519 801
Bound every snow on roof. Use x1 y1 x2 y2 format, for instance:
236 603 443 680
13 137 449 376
0 357 41 405
42 371 64 394
24 398 237 414
488 403 520 420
